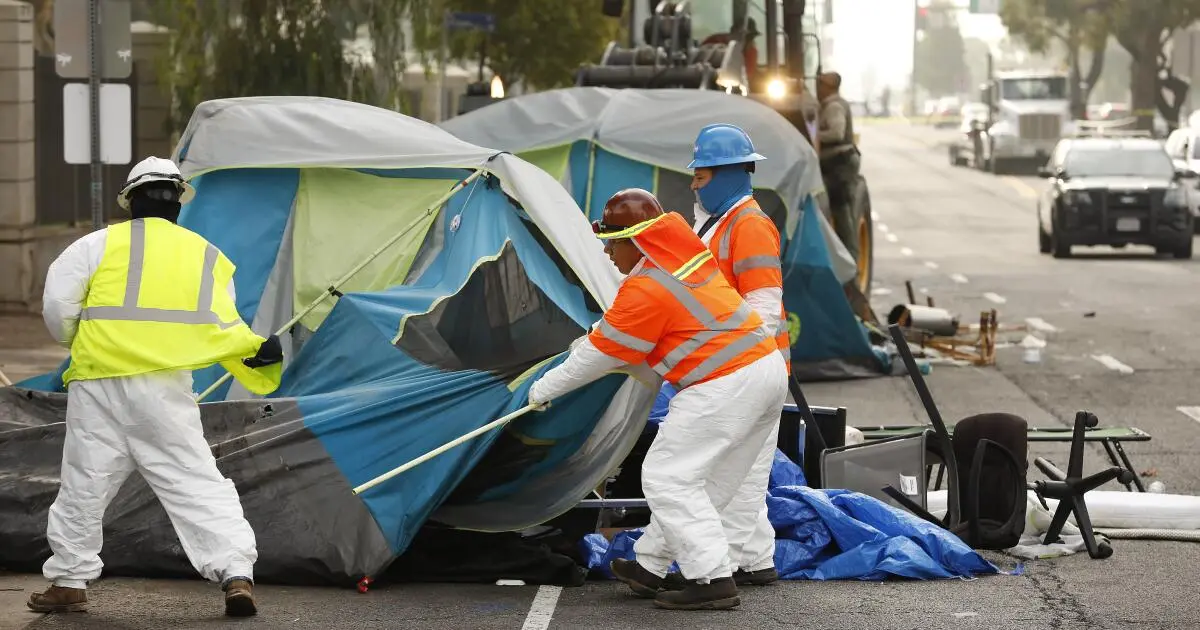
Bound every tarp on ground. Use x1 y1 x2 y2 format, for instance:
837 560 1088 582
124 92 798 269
2 96 659 585
441 87 885 380
581 451 999 581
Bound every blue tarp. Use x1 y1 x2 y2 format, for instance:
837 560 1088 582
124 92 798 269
581 447 999 581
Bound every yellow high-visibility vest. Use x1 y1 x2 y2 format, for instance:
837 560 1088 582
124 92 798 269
63 218 282 395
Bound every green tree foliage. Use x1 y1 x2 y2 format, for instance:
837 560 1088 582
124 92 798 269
998 0 1111 119
1103 0 1200 129
151 0 425 136
914 2 969 97
430 0 622 90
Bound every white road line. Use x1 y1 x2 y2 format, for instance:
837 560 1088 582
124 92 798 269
871 211 881 221
878 223 890 233
1002 176 1039 200
983 292 1007 304
1091 354 1134 374
924 261 939 269
871 287 893 296
1025 317 1058 333
1177 406 1200 424
885 233 899 243
521 586 563 630
950 273 969 284
900 247 914 256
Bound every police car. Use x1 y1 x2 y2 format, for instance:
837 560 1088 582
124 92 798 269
1036 133 1198 259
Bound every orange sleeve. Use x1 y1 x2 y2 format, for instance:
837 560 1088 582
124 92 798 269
587 282 666 365
728 213 783 295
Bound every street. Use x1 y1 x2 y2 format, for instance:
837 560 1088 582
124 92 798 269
7 121 1200 629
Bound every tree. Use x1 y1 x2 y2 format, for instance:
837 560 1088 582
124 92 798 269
998 0 1111 119
426 0 621 91
914 3 969 97
1104 0 1200 129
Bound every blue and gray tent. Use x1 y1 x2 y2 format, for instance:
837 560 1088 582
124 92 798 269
441 87 887 380
1 96 659 585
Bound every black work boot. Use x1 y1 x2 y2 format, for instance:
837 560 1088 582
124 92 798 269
26 585 88 613
654 576 740 610
223 579 257 617
609 558 664 599
662 566 779 590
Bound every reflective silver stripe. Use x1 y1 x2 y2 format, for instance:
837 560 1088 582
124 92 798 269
718 204 771 262
677 327 769 387
779 345 791 362
645 268 749 331
732 255 781 275
80 220 240 329
124 219 146 306
597 318 656 354
653 329 719 374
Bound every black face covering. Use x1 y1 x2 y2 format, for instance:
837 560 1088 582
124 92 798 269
128 182 183 223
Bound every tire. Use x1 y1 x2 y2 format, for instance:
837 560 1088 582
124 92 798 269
851 176 874 293
1051 221 1071 258
991 157 1007 175
1175 238 1193 259
1038 220 1052 254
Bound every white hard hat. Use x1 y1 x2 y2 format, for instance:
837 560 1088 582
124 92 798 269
117 156 196 210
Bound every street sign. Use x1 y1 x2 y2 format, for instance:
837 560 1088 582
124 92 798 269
53 0 132 79
969 0 1002 13
446 11 496 33
63 83 132 165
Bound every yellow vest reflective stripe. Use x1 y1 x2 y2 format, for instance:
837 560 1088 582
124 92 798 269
63 218 282 395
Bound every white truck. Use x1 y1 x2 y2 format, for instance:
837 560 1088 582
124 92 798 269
967 69 1075 175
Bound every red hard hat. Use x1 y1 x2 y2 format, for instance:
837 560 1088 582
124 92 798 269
591 188 665 235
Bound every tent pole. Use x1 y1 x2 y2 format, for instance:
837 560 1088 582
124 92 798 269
0 367 12 387
196 169 486 402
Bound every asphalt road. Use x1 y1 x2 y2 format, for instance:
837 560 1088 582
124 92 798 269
9 121 1200 629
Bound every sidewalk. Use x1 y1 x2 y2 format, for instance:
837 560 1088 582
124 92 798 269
0 573 47 630
0 314 66 385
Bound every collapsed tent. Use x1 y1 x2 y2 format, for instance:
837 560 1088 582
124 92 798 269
2 96 659 585
440 87 887 379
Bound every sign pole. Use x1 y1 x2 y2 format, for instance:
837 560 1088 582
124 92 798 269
87 0 103 229
436 10 448 123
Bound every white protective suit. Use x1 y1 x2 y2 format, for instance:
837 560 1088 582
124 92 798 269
529 258 789 582
691 196 786 574
40 229 258 589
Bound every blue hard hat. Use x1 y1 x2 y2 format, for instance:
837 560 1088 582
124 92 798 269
687 123 767 169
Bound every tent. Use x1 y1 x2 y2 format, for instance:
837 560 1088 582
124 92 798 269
2 96 659 585
440 87 886 379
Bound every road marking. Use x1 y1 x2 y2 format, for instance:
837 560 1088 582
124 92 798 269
885 233 899 243
1002 176 1039 200
950 273 969 284
983 292 1006 304
924 261 939 269
872 211 881 221
1025 317 1058 333
1177 406 1200 424
900 247 914 256
878 223 890 233
871 287 893 296
1091 354 1134 374
521 586 562 630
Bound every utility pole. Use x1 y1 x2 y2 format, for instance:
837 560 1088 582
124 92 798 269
87 0 102 229
909 0 919 117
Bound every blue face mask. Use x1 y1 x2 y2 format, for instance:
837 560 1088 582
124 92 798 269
696 166 753 217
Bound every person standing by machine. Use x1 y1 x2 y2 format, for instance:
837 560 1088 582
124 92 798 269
817 71 862 254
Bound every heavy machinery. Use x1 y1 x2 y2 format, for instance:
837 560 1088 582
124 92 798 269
581 0 875 294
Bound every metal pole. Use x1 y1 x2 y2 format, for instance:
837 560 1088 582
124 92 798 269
435 10 447 123
88 0 103 229
909 0 918 117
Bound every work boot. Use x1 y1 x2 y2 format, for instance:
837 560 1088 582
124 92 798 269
26 585 87 613
662 566 778 590
609 558 664 599
223 579 257 617
653 576 740 610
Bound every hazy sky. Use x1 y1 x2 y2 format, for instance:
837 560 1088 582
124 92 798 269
825 0 1008 101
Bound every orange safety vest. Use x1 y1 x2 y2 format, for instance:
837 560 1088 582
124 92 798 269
705 197 792 374
588 212 776 389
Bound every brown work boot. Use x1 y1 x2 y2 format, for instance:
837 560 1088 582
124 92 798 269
662 566 779 590
223 579 257 617
654 576 740 610
609 558 664 599
26 585 87 613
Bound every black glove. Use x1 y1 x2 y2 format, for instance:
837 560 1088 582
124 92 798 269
243 334 283 368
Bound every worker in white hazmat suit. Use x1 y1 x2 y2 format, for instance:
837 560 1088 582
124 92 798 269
28 156 284 617
529 189 788 610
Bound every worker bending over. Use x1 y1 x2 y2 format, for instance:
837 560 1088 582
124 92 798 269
529 189 788 610
816 71 863 259
680 123 787 588
30 156 284 617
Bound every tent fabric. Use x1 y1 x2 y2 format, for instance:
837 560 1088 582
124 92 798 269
580 451 999 582
4 96 660 585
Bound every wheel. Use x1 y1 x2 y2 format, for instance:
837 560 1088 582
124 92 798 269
991 157 1007 175
1175 238 1193 259
1038 220 1052 254
852 176 874 293
1050 220 1071 258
